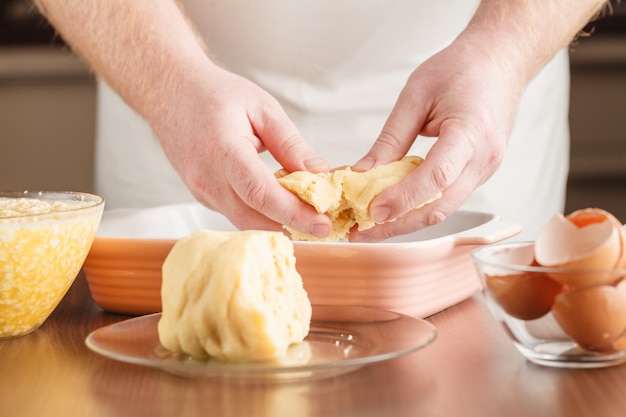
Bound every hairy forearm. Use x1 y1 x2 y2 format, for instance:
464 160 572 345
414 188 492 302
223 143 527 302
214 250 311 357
461 0 608 94
35 0 608 128
34 0 213 126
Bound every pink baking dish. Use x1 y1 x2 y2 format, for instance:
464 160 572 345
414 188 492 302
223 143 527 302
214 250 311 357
83 203 520 317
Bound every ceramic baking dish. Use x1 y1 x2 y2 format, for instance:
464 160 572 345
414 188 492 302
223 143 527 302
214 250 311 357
83 202 520 317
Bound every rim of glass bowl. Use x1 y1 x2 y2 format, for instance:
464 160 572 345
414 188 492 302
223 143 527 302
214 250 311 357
0 190 104 220
470 241 626 276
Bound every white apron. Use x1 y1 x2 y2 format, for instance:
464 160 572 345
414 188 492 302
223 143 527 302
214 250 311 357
95 0 569 240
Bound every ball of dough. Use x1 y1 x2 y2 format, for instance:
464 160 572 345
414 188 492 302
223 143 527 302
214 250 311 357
157 230 312 361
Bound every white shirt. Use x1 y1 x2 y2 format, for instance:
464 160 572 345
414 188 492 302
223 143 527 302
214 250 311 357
95 0 569 240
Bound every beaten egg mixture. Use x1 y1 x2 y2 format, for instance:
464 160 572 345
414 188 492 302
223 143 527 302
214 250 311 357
0 197 100 338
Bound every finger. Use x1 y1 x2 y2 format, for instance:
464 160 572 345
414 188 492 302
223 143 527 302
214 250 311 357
185 169 283 232
224 143 333 239
351 148 493 243
352 87 429 171
367 121 476 225
248 98 330 173
191 173 315 237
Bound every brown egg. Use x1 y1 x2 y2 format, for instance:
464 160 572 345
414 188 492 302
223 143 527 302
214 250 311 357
534 210 624 287
485 270 563 320
551 279 626 352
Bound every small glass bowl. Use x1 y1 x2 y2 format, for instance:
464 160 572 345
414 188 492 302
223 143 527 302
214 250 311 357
0 191 104 339
472 241 626 368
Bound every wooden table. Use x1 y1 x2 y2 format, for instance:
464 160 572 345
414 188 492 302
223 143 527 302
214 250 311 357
2 272 626 417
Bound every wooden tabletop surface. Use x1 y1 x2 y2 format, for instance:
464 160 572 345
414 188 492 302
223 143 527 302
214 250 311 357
2 272 626 417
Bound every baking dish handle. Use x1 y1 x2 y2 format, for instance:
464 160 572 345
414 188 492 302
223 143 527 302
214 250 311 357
451 216 522 246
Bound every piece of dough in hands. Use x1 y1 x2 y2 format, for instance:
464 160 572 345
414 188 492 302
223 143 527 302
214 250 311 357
277 156 440 241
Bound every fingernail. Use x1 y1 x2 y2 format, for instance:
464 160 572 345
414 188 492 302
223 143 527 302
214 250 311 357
303 157 329 172
353 155 375 172
352 232 373 243
372 205 391 223
310 223 330 238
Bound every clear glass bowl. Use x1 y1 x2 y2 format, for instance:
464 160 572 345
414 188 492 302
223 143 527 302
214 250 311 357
0 191 104 339
472 241 626 368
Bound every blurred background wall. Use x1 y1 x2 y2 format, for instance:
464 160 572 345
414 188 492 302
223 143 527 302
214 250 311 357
1 0 95 193
1 0 625 220
567 1 626 220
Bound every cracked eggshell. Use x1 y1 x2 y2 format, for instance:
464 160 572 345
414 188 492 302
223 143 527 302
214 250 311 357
534 210 623 287
568 208 626 269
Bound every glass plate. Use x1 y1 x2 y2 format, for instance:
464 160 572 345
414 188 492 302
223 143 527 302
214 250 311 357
85 305 437 381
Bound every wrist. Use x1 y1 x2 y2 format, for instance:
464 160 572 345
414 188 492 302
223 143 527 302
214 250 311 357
458 0 607 92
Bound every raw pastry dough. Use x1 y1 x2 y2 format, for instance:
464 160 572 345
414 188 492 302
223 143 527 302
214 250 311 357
157 230 312 361
277 156 439 241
